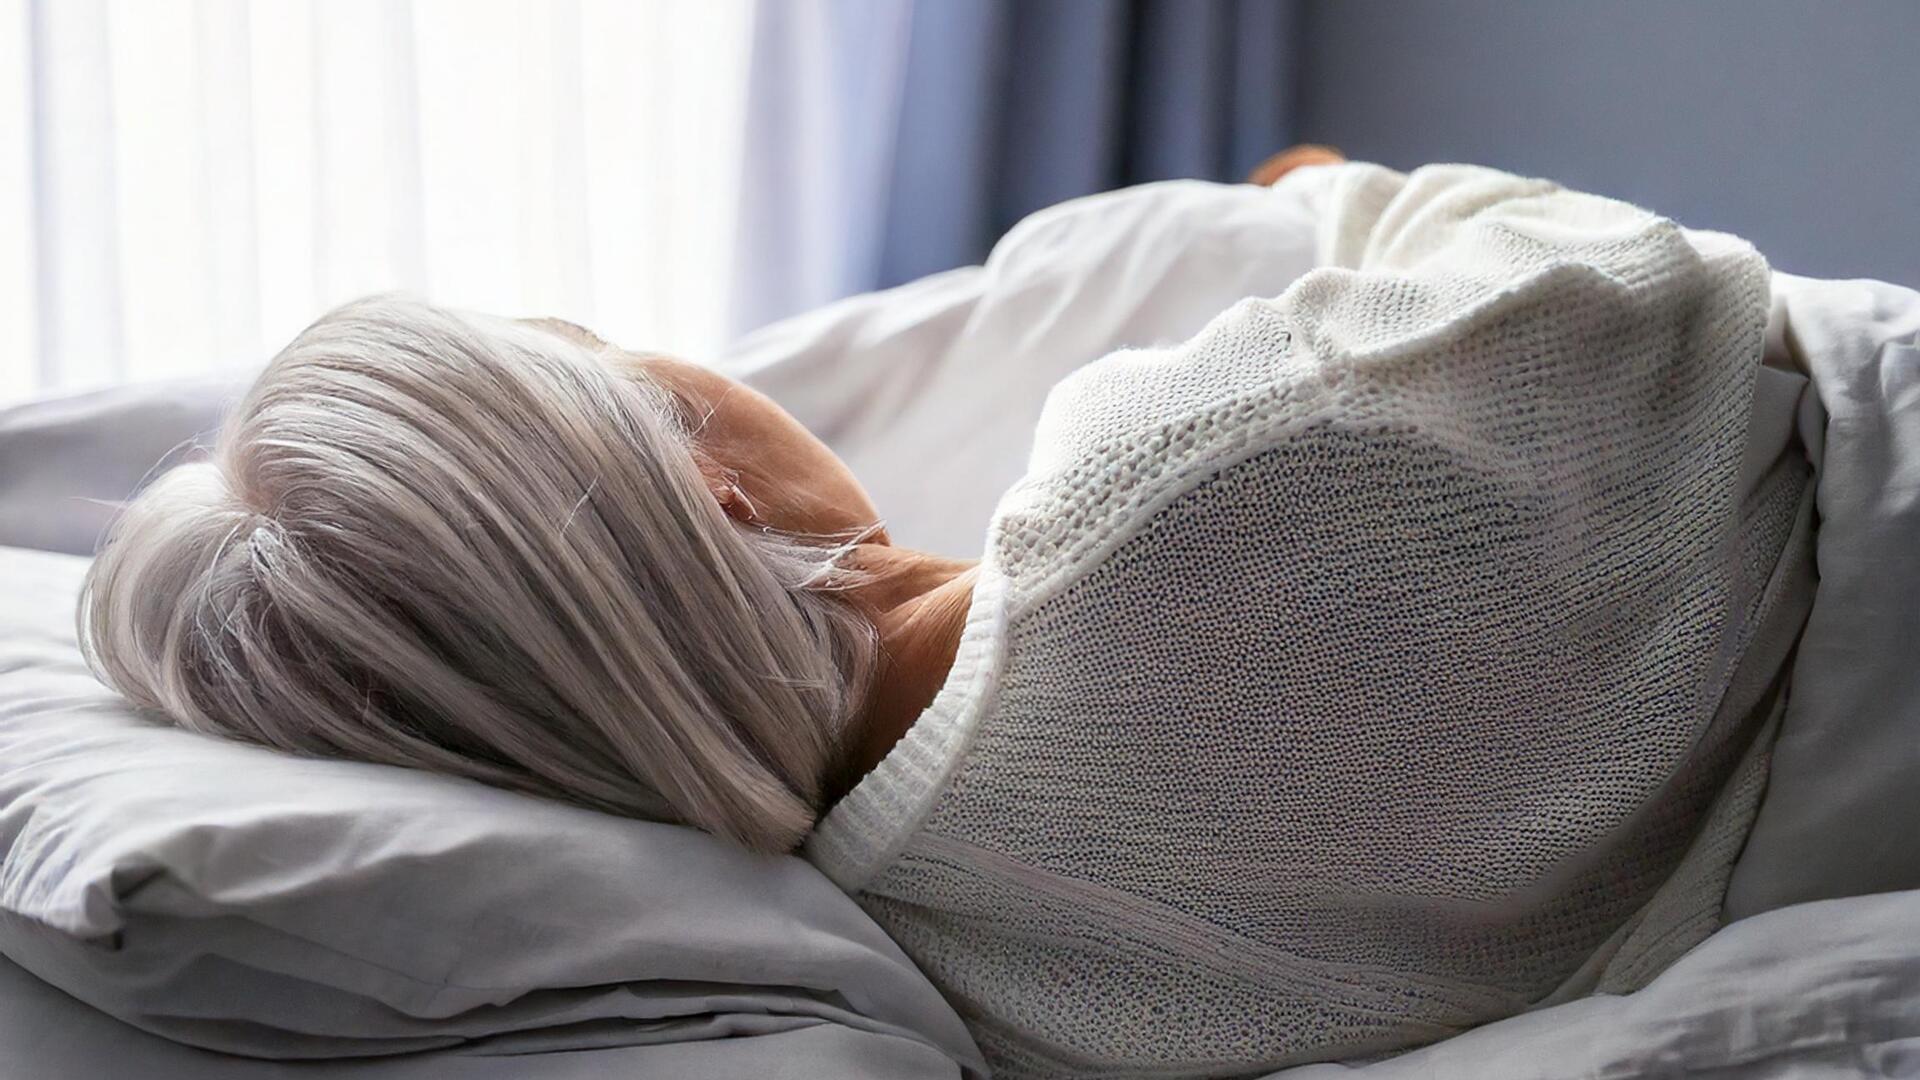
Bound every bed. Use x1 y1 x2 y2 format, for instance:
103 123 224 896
4 173 1918 1078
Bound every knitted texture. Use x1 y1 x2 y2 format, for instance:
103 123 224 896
805 164 1797 1078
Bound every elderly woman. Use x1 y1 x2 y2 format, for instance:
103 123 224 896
79 154 1808 1078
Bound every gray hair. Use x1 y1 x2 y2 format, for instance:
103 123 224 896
78 296 875 853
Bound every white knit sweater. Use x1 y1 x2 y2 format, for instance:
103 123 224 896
805 164 1809 1078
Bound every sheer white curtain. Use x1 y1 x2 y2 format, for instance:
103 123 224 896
725 0 913 338
2 0 752 403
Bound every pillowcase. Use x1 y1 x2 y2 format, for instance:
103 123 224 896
1723 273 1920 918
0 377 239 555
0 546 982 1072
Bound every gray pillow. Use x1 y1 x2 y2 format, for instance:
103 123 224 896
0 377 239 555
0 546 982 1072
1724 274 1920 918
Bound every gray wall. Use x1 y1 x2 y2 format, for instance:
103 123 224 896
1296 1 1920 287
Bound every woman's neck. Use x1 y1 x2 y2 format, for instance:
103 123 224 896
826 544 977 807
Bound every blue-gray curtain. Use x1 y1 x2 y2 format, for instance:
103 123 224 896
729 0 1301 338
876 0 1300 287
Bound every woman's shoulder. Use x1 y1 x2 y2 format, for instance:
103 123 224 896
981 296 1342 615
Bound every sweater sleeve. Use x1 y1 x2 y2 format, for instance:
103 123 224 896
1264 159 1401 267
1305 163 1628 274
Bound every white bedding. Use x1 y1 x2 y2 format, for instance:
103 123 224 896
717 176 1327 557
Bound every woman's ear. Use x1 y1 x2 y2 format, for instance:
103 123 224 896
704 468 759 525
